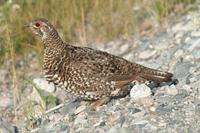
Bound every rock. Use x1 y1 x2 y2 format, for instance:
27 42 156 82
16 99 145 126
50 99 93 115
139 50 156 59
74 112 88 125
150 106 156 112
160 85 178 95
130 84 151 100
0 117 17 133
191 30 200 37
108 111 122 123
133 120 149 125
133 110 146 118
139 97 154 107
33 78 55 93
174 62 193 79
108 127 131 133
188 38 200 52
192 49 200 59
184 37 191 43
42 121 56 132
49 113 63 122
175 32 184 40
40 121 69 133
94 119 106 127
74 105 86 115
156 104 173 113
119 43 130 55
174 49 184 59
62 100 80 115
175 90 189 101
0 97 12 108
127 107 141 114
182 85 192 92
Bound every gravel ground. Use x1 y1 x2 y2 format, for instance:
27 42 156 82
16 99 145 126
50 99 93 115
1 4 200 133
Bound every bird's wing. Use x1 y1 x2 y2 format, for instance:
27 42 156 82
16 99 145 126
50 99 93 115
68 46 174 85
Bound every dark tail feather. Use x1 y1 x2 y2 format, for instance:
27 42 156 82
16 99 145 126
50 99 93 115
140 68 174 83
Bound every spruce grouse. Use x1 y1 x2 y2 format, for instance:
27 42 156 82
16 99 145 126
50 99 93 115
26 18 177 106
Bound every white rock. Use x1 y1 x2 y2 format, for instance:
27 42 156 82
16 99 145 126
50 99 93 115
191 31 200 37
74 105 86 115
150 106 156 112
130 84 151 100
184 37 191 43
33 78 55 93
139 50 156 59
182 85 192 92
133 120 149 125
175 32 184 39
174 49 184 59
119 44 129 55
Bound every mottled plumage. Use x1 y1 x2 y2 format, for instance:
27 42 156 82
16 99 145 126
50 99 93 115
27 18 176 105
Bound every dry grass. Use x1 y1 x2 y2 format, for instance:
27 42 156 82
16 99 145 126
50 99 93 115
5 20 20 115
0 0 197 65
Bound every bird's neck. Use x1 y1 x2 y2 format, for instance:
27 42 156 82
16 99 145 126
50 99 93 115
42 30 67 70
43 30 64 49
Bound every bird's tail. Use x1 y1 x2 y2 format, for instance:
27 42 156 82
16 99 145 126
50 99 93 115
139 67 175 83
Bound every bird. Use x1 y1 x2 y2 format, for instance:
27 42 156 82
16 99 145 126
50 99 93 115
26 18 177 107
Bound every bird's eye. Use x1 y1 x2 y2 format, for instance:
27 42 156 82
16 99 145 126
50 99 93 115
35 22 40 27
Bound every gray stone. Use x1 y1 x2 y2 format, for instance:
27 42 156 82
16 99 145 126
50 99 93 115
108 127 131 133
192 49 200 59
188 38 200 52
0 118 16 133
62 100 80 115
127 107 141 114
74 113 88 125
174 62 193 79
156 104 172 113
175 90 189 101
33 78 55 93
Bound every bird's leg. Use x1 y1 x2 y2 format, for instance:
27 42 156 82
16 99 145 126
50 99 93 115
90 97 111 110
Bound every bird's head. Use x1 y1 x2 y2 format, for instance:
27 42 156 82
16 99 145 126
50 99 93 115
26 18 55 39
